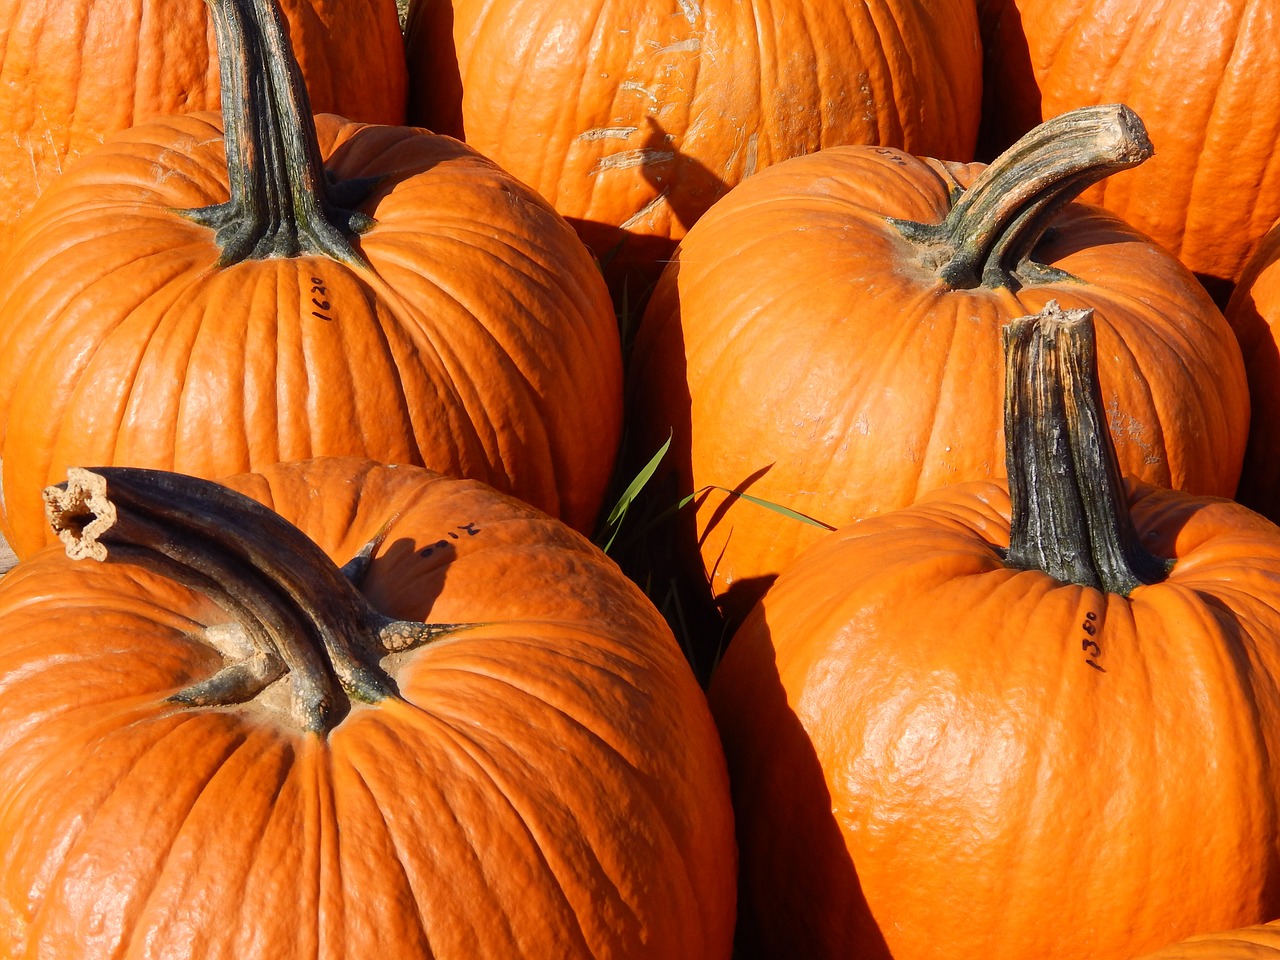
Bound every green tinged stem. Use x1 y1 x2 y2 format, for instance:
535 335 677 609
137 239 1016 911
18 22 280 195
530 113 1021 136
44 466 473 734
178 0 379 267
893 104 1153 290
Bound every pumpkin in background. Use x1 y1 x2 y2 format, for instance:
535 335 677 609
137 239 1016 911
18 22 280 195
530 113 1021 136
626 104 1248 624
977 0 1280 298
0 0 622 557
1131 921 1280 958
708 303 1280 960
404 0 983 295
0 457 737 959
1223 222 1280 523
0 0 407 258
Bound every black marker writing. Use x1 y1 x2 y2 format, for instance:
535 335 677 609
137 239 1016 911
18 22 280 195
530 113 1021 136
309 276 332 321
419 522 482 558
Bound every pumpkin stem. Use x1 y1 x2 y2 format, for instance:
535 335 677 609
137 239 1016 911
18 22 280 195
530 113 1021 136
177 0 377 267
42 467 475 734
1002 302 1169 594
893 104 1153 291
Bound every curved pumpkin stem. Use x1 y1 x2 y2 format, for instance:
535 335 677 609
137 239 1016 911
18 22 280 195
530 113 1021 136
894 104 1153 291
1002 301 1169 594
42 467 475 734
178 0 377 267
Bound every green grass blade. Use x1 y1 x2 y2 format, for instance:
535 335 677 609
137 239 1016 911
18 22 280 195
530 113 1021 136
680 485 837 530
596 433 671 552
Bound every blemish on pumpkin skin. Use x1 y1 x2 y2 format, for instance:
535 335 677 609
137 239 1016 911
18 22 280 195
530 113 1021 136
743 133 759 178
577 126 638 141
620 189 670 229
620 80 658 102
1105 397 1162 466
15 116 67 189
676 0 701 24
722 126 754 177
656 38 701 55
152 134 224 186
589 149 676 175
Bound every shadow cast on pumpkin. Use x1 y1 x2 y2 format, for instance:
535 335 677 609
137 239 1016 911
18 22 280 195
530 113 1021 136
576 116 733 309
709 613 891 960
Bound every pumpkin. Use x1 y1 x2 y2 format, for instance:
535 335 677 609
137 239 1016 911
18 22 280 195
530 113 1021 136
403 0 983 295
1132 921 1280 958
0 457 737 958
0 0 407 259
625 103 1249 626
976 0 1280 298
0 0 622 558
1222 221 1280 523
707 302 1280 960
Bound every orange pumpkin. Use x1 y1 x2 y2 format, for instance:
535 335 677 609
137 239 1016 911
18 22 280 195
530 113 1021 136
0 0 622 557
1223 221 1280 523
1132 921 1280 958
404 0 983 294
627 104 1248 624
0 0 407 258
0 457 737 959
977 0 1280 297
708 303 1280 959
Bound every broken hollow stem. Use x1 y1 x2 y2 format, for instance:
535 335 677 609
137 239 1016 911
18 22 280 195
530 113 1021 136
43 466 473 735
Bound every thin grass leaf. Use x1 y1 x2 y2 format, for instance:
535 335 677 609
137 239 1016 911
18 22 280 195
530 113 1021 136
681 485 837 530
608 476 837 557
596 433 671 553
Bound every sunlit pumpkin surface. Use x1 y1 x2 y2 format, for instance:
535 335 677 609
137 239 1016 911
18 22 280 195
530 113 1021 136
0 458 736 959
0 113 623 556
0 0 408 256
405 0 983 289
978 0 1280 289
711 478 1280 959
628 134 1248 620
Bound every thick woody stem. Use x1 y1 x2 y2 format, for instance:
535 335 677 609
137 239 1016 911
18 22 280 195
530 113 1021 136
894 104 1153 291
43 467 472 734
1002 302 1169 594
178 0 377 267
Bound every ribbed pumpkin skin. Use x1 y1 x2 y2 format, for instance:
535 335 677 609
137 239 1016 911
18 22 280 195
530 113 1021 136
1133 922 1280 958
978 0 1280 290
626 146 1248 618
0 112 622 556
1224 223 1280 523
404 0 982 289
0 457 737 960
0 0 407 256
709 479 1280 960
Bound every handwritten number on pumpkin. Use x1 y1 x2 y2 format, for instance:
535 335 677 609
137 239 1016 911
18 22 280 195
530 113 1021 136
310 276 332 321
1081 610 1105 671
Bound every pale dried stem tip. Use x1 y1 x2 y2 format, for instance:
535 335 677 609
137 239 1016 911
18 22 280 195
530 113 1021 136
43 467 115 562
